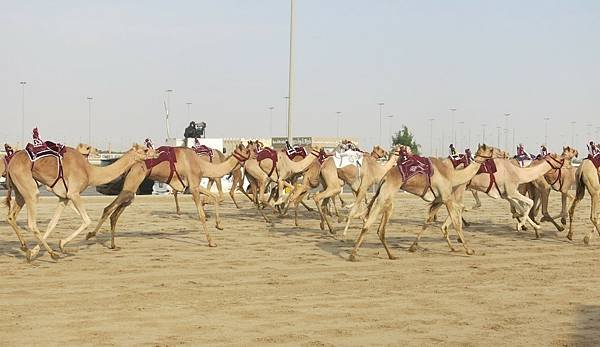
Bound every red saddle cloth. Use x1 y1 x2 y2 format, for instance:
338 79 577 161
397 155 434 197
192 143 214 162
449 154 470 168
25 141 66 162
317 149 331 164
256 147 279 177
476 159 497 175
3 144 15 176
144 146 184 186
587 153 600 169
286 146 307 161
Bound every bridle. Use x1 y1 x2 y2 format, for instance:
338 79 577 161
233 149 251 166
309 149 321 157
544 154 564 170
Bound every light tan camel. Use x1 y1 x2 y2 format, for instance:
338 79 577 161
349 144 504 261
335 146 388 205
445 152 565 239
525 146 578 231
1 143 96 177
5 144 153 261
567 153 600 245
86 144 252 249
172 149 251 213
341 146 401 237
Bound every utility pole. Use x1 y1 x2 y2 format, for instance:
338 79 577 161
377 102 384 144
87 97 93 145
19 81 27 147
286 0 296 143
544 117 550 146
449 108 457 145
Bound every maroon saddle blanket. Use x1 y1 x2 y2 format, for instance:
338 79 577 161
449 154 470 168
397 155 433 183
286 146 307 161
192 143 214 162
145 146 177 170
25 141 66 162
256 147 279 177
587 153 600 169
476 159 497 175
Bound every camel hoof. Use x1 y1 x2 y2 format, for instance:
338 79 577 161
566 233 573 241
556 225 565 232
50 252 60 260
319 222 325 231
466 249 475 255
521 225 528 231
85 232 96 240
208 241 217 247
388 255 398 260
348 254 359 262
561 218 567 226
408 244 418 253
25 250 34 262
20 245 28 252
584 235 590 245
59 240 66 253
449 247 458 252
215 224 224 231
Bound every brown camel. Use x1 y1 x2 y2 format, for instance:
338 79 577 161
341 146 401 237
349 144 504 261
86 144 252 249
5 144 153 261
525 146 578 231
567 152 600 245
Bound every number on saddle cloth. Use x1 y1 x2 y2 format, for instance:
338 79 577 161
285 146 307 161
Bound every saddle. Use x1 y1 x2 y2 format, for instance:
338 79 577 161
23 128 69 191
587 153 600 169
256 147 279 178
317 149 332 165
2 144 15 176
144 146 185 188
449 154 470 168
286 146 307 161
334 149 363 168
192 142 214 162
475 159 500 194
396 154 434 197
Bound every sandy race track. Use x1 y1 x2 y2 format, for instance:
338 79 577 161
1 191 600 346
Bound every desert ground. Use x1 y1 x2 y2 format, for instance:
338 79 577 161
1 191 600 346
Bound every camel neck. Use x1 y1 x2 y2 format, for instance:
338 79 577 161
89 151 137 186
518 160 552 184
450 157 483 187
280 150 318 174
200 152 243 179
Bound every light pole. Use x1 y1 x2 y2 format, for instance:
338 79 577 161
504 113 511 152
481 124 486 144
269 106 275 138
496 126 501 148
385 115 394 147
165 89 174 139
570 121 576 146
458 121 465 149
336 111 342 138
377 102 384 144
86 97 93 145
19 81 26 147
449 108 457 145
544 117 550 145
428 118 435 155
186 102 192 122
283 96 289 137
286 0 296 143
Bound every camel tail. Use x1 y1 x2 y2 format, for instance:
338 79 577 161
428 200 444 215
574 167 586 203
4 174 12 209
366 178 385 216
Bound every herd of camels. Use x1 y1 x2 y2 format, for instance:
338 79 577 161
2 129 600 263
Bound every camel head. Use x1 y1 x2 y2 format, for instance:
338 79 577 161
76 143 99 158
246 140 264 153
562 146 578 159
232 143 252 163
370 145 387 159
474 144 508 160
130 143 158 161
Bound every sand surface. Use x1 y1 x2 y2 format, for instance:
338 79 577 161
1 191 600 346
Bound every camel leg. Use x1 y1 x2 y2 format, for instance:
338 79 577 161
409 202 445 252
300 200 314 212
568 190 584 241
41 198 69 240
560 192 569 227
58 194 91 253
214 178 225 203
445 199 473 254
510 192 540 237
6 190 28 251
313 185 342 235
87 191 135 240
349 183 393 261
25 194 60 261
465 190 482 211
190 187 217 247
539 187 563 232
108 203 129 249
196 184 223 230
584 193 600 245
228 172 241 209
377 199 397 260
174 191 181 214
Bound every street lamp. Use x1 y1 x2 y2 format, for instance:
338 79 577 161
86 97 93 145
283 96 289 137
286 0 296 143
186 102 192 122
269 106 275 138
428 118 435 156
336 111 342 138
385 114 394 147
165 89 174 139
458 121 465 149
503 113 511 152
496 126 501 148
544 117 550 146
377 102 384 144
19 81 26 147
449 108 457 145
570 121 576 146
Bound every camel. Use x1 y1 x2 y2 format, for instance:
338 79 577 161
2 143 96 177
335 146 387 206
348 144 505 261
341 146 401 237
567 151 600 245
524 146 578 231
5 143 154 261
86 144 252 249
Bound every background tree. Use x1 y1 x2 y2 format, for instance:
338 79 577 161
392 125 421 155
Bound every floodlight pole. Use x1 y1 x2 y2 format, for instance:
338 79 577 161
286 0 295 143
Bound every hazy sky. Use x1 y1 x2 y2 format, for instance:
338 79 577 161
1 0 599 155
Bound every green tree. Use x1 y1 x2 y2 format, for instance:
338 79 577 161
392 125 421 155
